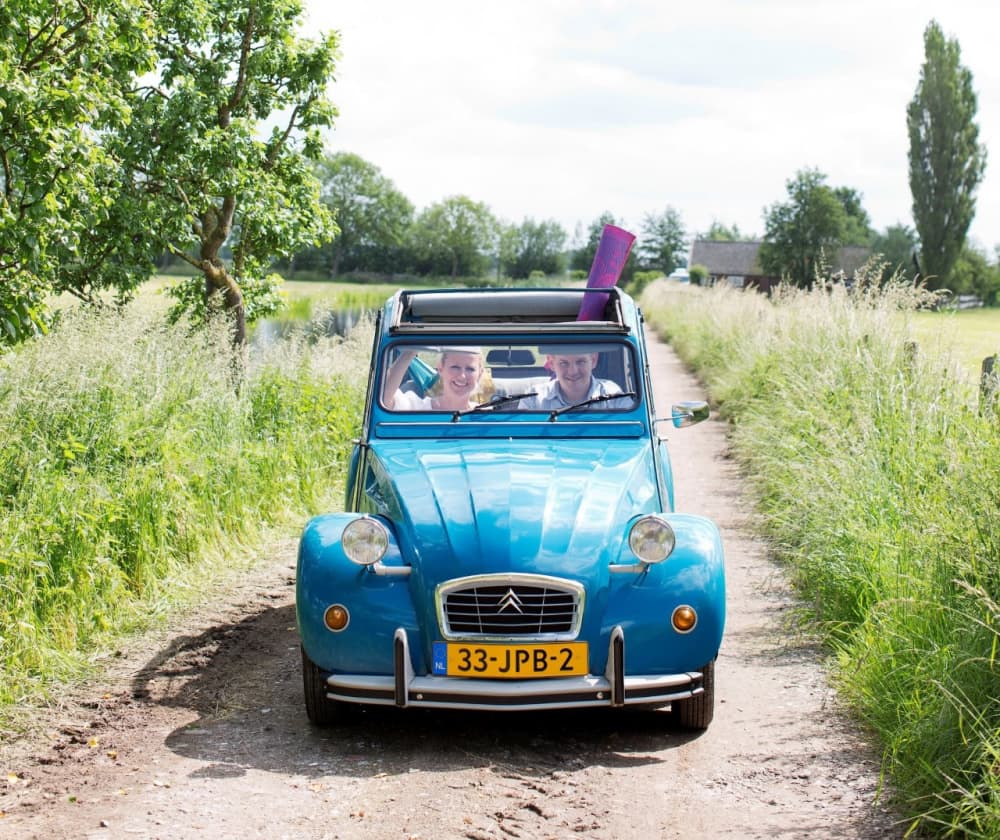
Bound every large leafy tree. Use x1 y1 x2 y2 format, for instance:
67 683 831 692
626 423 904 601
759 168 869 287
907 20 987 289
311 152 413 276
1 0 339 349
832 186 874 246
0 1 155 345
409 196 497 278
500 218 567 279
118 0 339 345
638 206 686 275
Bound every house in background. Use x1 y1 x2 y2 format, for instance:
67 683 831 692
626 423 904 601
689 240 872 293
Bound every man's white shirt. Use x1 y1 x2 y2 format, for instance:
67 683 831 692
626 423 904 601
518 377 632 410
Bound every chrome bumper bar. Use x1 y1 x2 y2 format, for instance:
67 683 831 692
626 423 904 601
323 626 704 711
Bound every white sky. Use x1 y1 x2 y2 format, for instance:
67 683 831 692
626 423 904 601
303 1 1000 253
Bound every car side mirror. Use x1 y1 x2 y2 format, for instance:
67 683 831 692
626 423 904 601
668 400 710 428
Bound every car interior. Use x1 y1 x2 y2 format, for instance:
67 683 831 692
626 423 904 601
386 342 635 409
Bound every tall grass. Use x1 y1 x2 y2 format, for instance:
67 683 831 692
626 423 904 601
641 275 1000 837
0 307 369 711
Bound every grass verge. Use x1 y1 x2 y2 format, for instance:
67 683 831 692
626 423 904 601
0 306 369 718
640 276 1000 838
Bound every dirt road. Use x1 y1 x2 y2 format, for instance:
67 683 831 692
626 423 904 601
0 336 902 840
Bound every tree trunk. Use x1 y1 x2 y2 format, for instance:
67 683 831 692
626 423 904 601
198 201 246 349
203 262 247 348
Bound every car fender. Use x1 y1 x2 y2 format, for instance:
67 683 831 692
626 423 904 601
296 513 423 673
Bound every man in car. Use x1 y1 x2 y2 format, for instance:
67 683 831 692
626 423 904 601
517 351 633 410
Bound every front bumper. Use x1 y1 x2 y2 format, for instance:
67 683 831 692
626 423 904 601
323 626 706 711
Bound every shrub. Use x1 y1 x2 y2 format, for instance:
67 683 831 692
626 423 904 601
688 264 708 285
626 270 662 299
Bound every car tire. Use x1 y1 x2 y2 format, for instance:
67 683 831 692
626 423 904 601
671 659 715 730
301 645 351 726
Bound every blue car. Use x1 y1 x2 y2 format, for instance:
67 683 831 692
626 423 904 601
296 287 725 729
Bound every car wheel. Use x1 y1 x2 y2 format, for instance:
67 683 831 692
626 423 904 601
301 645 351 726
671 659 715 730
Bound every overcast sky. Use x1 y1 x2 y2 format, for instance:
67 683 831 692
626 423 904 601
303 1 999 253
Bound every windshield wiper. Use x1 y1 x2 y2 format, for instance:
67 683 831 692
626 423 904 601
452 391 538 421
548 391 637 421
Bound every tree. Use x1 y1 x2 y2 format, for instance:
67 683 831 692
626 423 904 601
311 152 413 276
0 1 156 345
409 196 497 278
702 221 744 242
496 222 520 281
871 224 919 281
832 187 874 246
758 168 866 287
121 0 340 345
907 20 987 289
500 218 567 279
950 245 1000 304
638 207 686 275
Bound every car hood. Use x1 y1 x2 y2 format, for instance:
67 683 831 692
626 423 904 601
366 438 659 582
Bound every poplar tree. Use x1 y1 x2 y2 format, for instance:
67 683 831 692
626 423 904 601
907 20 986 289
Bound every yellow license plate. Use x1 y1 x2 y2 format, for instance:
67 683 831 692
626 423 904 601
432 641 588 678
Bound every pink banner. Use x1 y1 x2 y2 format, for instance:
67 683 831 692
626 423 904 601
577 224 636 320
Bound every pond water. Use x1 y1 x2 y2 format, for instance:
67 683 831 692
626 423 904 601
251 307 366 346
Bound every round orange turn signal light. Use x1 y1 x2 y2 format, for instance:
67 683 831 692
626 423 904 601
671 605 698 634
324 604 350 632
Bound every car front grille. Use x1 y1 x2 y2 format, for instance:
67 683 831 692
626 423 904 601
438 576 583 638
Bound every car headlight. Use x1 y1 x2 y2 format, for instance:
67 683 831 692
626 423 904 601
341 517 389 566
628 515 676 564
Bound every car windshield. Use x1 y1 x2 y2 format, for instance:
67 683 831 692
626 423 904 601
379 341 639 414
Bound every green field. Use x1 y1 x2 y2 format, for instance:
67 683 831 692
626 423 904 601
134 276 403 313
912 306 1000 381
278 279 403 309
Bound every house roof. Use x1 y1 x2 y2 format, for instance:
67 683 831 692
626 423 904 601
689 240 872 279
834 246 872 276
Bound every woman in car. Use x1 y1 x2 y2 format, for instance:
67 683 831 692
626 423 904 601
383 347 485 411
